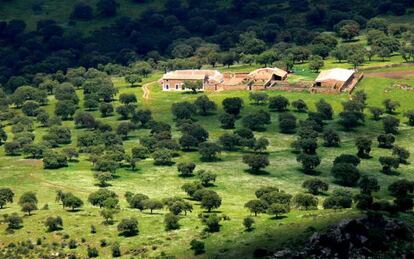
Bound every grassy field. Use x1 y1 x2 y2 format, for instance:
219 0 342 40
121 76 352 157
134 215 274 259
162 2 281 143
1 63 414 258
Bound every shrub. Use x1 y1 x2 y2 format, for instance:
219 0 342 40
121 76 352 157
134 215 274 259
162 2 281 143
323 190 353 209
243 216 255 231
293 193 318 210
190 239 205 255
164 213 180 231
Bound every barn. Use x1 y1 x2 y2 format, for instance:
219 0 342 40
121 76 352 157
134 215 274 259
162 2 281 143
314 68 356 92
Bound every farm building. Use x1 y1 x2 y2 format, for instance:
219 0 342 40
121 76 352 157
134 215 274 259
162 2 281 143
314 68 356 92
159 70 223 91
245 68 288 89
159 67 289 92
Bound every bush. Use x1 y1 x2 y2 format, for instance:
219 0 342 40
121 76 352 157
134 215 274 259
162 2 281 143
117 218 139 236
293 193 318 210
177 162 196 177
331 163 360 186
45 216 63 232
302 178 329 195
87 247 99 258
164 213 180 231
243 216 255 231
202 213 221 232
111 242 121 257
190 239 205 255
323 190 353 209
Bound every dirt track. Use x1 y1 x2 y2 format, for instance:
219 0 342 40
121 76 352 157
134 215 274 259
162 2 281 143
142 82 152 100
365 70 414 79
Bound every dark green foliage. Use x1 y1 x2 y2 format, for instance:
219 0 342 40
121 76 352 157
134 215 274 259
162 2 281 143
244 199 268 216
126 193 149 211
201 213 221 232
331 163 360 186
0 188 14 209
194 95 217 115
379 156 400 174
45 216 63 232
62 193 84 211
190 239 205 255
177 162 196 177
218 113 236 129
323 129 341 147
269 95 289 112
267 203 290 218
404 110 414 126
243 216 255 231
222 97 244 116
249 92 268 105
131 109 152 127
4 141 21 156
111 242 121 257
291 99 308 112
369 107 383 120
354 193 374 210
88 189 117 208
171 101 196 120
4 213 23 230
358 176 380 195
388 179 414 198
99 102 114 117
383 99 400 114
333 154 360 166
356 136 372 159
164 213 180 231
242 154 269 172
383 116 400 134
119 93 137 104
323 189 353 209
55 100 77 120
152 149 174 165
74 111 97 129
43 151 68 169
242 110 271 131
392 146 410 164
302 179 329 195
143 199 163 214
198 142 221 161
315 99 333 120
377 133 395 148
297 153 321 173
87 247 99 258
200 190 222 212
197 170 217 187
293 193 318 210
117 217 139 236
278 113 297 134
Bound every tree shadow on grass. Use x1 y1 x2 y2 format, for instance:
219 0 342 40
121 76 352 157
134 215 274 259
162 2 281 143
269 215 287 220
382 170 400 176
142 212 164 215
245 169 270 176
300 169 322 176
66 208 83 213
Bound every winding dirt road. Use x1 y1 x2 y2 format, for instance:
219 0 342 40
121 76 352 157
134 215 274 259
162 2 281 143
142 82 152 100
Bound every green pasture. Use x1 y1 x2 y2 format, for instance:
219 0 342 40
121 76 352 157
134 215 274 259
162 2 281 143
1 65 414 257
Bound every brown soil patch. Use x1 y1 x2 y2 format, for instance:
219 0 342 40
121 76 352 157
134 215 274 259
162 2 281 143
365 70 414 79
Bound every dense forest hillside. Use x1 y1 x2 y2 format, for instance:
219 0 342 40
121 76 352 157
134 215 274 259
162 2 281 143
1 0 414 91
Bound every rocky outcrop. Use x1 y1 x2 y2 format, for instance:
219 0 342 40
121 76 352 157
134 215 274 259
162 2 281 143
271 214 414 259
